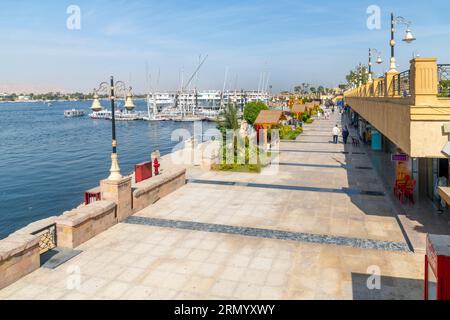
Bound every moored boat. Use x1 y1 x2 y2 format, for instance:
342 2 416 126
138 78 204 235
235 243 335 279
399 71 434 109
64 109 85 117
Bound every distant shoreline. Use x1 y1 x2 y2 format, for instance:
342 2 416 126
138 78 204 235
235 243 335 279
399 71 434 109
0 98 147 104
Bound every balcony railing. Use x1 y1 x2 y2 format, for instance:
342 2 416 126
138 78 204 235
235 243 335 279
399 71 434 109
393 70 411 97
378 79 385 97
345 58 448 101
438 64 450 97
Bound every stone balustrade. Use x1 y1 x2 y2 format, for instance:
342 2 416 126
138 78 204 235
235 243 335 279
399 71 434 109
0 147 195 290
0 233 40 289
344 57 450 158
55 200 117 249
133 168 186 213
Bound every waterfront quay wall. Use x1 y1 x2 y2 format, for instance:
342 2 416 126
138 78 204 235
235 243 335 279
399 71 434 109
0 139 219 289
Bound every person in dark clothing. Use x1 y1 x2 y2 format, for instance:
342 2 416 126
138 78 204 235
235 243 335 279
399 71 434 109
342 125 350 144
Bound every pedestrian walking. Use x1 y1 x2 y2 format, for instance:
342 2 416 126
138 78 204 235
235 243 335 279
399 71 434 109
342 125 349 144
332 124 340 144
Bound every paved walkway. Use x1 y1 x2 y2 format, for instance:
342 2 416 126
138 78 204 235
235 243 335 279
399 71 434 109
0 110 425 300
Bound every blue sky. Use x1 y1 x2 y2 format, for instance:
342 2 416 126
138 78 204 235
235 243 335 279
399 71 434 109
0 0 449 93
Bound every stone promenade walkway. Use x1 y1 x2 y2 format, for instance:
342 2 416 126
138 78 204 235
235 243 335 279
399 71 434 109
0 110 424 300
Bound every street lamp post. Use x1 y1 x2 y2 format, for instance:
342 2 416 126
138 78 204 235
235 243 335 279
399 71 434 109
94 76 132 181
368 48 383 82
389 13 416 72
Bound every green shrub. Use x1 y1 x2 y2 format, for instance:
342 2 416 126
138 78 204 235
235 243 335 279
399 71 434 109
302 114 311 122
243 101 269 125
439 80 450 97
306 118 314 124
280 125 303 140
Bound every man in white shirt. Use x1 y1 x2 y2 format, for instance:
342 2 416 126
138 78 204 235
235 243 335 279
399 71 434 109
332 124 340 144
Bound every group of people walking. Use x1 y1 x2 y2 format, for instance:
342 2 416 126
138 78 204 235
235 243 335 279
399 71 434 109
332 124 349 144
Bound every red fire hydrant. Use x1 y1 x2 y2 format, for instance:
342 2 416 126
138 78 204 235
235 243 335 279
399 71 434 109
153 158 161 175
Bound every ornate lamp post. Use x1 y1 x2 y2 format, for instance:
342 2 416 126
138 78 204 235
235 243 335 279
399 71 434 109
368 48 383 82
389 13 416 72
94 76 133 181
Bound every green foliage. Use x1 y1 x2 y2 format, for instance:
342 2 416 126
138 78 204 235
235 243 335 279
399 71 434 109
212 135 273 173
212 163 261 173
217 103 239 134
302 113 311 122
438 80 450 97
345 64 369 86
243 101 269 125
279 125 303 140
306 118 314 124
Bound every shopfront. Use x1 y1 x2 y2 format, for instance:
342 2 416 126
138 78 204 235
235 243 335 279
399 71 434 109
419 158 450 203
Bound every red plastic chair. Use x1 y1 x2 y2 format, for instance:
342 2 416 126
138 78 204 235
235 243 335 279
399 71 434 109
395 175 410 201
403 179 416 204
397 177 415 204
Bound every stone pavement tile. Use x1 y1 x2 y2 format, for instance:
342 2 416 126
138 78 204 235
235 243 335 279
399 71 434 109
174 291 205 300
265 272 288 287
209 279 239 297
154 261 181 273
128 242 155 255
287 288 316 300
183 275 215 294
168 246 192 259
249 257 273 271
78 276 109 295
157 273 191 290
117 267 147 283
187 248 212 262
134 255 159 269
226 254 252 268
99 281 131 299
172 260 202 275
259 286 284 299
233 283 262 299
121 285 154 299
218 266 247 282
61 291 92 300
194 262 222 278
3 284 48 300
241 269 269 285
142 270 170 286
34 287 67 300
114 252 142 266
96 264 128 280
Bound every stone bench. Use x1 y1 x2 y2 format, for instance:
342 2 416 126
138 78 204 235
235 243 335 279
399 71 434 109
133 168 186 213
0 233 41 290
55 200 117 249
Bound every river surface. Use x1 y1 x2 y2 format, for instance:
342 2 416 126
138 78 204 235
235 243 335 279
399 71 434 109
0 100 216 239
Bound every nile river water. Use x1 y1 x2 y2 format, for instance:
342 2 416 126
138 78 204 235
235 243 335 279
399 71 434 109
0 100 216 239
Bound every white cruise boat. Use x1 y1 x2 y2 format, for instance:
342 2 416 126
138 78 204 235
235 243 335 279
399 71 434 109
89 110 111 119
64 109 85 117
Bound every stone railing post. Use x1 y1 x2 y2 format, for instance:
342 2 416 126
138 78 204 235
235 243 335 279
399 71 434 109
100 177 132 222
385 71 399 97
372 78 380 97
410 58 438 105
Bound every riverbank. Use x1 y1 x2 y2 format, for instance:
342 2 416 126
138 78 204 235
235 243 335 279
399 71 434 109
0 100 216 239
